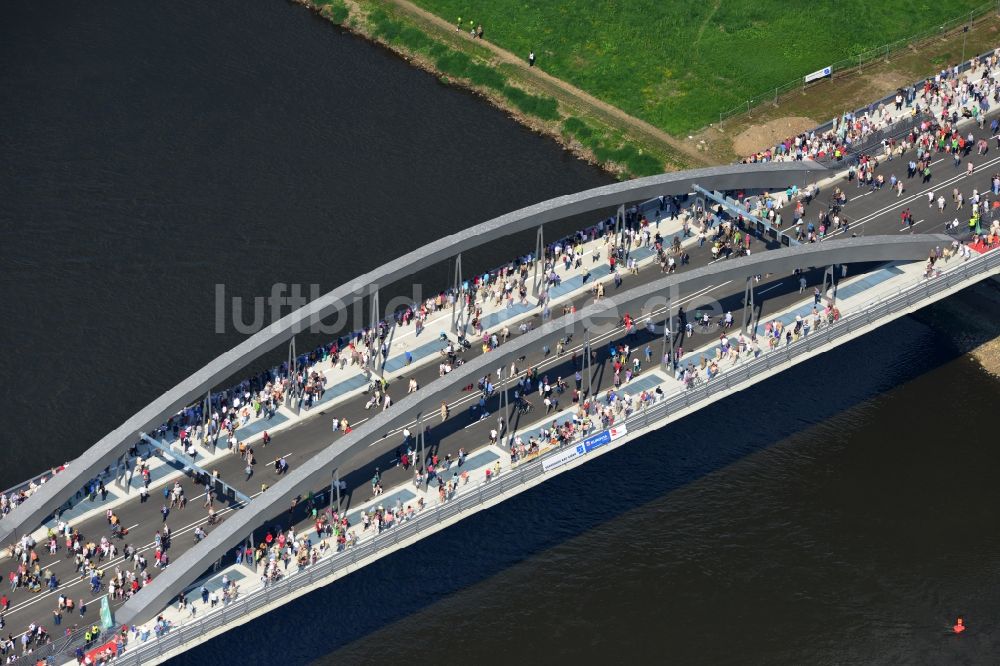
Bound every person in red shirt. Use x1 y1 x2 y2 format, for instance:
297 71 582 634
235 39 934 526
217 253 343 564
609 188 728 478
953 618 965 634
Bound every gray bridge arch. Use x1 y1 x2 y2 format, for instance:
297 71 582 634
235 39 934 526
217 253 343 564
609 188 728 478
115 233 947 626
0 161 825 544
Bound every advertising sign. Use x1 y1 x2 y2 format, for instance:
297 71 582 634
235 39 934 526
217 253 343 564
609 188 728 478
609 424 628 440
582 430 612 453
542 443 586 471
542 425 631 472
804 66 832 83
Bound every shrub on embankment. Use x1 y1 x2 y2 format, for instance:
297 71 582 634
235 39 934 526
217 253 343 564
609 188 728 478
562 117 661 177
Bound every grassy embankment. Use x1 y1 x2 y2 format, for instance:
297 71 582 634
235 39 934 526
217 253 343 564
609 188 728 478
308 0 1000 169
306 0 691 178
410 0 993 135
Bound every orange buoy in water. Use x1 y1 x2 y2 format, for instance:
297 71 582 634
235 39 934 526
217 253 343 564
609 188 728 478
953 618 966 634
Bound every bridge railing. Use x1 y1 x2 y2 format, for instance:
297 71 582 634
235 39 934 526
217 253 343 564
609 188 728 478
813 112 935 167
106 246 1000 666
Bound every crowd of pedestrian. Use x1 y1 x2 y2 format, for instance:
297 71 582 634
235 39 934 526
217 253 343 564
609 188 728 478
10 43 1000 663
743 50 1000 164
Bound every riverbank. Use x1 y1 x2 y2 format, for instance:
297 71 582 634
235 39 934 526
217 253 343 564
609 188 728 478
300 0 1000 170
917 276 1000 376
297 0 700 178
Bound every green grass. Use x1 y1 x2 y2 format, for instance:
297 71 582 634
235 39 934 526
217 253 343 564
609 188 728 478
562 117 662 176
412 0 991 134
502 84 559 120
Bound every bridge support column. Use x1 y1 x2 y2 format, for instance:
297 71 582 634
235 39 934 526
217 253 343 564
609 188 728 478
369 287 382 380
822 265 839 305
499 374 509 439
245 534 254 572
112 454 124 491
742 277 755 334
661 295 672 370
125 451 135 491
331 468 342 515
451 253 463 334
285 336 297 412
202 390 213 453
416 412 427 490
613 205 624 255
532 225 545 297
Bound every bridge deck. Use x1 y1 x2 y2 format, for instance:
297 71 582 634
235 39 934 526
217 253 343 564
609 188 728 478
6 81 1000 659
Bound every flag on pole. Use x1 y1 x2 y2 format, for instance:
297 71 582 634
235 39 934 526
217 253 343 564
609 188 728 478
100 595 114 630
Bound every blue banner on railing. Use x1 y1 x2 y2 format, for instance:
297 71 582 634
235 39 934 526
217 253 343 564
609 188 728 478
582 430 611 453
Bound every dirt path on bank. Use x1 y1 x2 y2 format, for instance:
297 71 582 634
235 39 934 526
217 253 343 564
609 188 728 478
383 0 711 168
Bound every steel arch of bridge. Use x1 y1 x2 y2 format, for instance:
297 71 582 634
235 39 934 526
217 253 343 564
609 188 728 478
0 161 826 545
115 233 948 626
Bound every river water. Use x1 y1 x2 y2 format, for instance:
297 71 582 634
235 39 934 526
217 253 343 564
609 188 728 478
3 1 999 663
